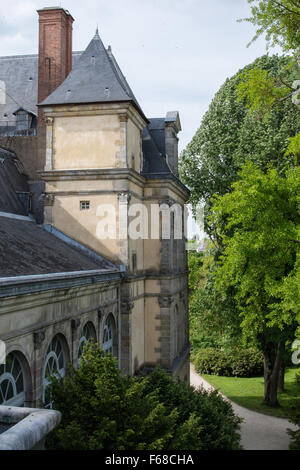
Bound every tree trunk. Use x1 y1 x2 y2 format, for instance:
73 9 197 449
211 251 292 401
263 342 282 407
278 363 285 393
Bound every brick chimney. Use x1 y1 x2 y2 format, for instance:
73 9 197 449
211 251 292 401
37 7 74 124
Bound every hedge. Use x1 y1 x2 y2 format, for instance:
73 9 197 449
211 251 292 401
194 347 264 377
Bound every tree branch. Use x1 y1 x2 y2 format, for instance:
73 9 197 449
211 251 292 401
276 90 295 102
278 77 294 90
270 0 300 17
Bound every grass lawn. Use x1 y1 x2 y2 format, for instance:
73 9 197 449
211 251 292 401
202 367 300 419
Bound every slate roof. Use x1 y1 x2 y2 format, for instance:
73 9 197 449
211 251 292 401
0 146 118 279
0 34 177 178
0 52 82 124
141 127 170 175
40 30 146 122
0 216 116 277
0 147 29 216
148 118 166 156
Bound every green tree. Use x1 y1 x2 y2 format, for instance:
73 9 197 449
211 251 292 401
241 0 300 52
188 248 241 354
211 163 300 407
238 1 300 158
180 54 299 240
46 343 242 450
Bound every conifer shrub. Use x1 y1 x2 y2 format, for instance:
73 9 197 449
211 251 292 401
45 343 242 450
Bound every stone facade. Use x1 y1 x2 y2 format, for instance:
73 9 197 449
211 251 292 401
0 6 190 410
0 276 120 407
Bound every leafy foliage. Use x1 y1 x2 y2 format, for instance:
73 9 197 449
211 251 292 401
241 0 300 52
288 376 300 450
194 348 264 378
180 54 299 237
212 163 300 339
211 162 300 405
188 249 241 355
46 343 242 450
237 67 291 117
285 132 300 164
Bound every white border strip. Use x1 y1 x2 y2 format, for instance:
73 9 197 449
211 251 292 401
0 211 33 222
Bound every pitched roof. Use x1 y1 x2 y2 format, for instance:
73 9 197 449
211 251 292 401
40 30 146 121
0 146 118 279
148 118 166 156
0 216 117 277
141 126 170 175
0 52 82 124
0 146 29 216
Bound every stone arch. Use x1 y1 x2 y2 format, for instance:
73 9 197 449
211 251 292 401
101 313 118 358
77 321 97 364
0 350 32 407
42 333 70 407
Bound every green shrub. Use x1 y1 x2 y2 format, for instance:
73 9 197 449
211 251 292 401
45 343 242 450
288 373 300 450
194 348 264 378
194 348 232 376
288 399 300 450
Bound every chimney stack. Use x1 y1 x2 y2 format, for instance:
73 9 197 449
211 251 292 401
37 7 74 124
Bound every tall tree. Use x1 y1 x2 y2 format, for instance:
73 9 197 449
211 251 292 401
211 163 300 407
241 0 300 52
180 54 300 240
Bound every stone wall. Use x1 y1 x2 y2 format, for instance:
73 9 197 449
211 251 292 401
0 280 120 407
0 126 46 180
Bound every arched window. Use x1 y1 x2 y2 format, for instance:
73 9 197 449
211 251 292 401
102 316 113 354
43 335 66 408
0 353 26 407
78 322 96 365
102 314 118 357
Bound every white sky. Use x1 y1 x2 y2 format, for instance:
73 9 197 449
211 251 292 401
0 0 280 152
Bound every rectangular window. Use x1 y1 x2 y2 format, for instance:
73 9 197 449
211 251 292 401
80 201 90 210
132 252 137 273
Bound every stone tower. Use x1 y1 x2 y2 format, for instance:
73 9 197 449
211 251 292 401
39 28 190 379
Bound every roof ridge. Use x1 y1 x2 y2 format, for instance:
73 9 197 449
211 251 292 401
39 32 144 112
106 48 134 98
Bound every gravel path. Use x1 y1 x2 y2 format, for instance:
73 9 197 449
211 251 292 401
190 363 298 450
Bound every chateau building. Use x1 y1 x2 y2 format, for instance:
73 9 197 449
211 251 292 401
0 7 190 408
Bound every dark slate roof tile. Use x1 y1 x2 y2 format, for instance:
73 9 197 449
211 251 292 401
148 118 166 155
0 147 29 215
0 216 116 277
40 31 145 123
0 52 81 124
141 126 170 175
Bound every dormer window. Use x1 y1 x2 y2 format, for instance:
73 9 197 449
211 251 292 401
13 108 35 133
16 110 30 131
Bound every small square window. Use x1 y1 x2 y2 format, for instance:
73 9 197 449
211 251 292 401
80 201 90 210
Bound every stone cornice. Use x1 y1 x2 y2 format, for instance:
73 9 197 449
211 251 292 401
40 168 146 188
40 168 189 201
42 101 148 130
0 271 121 302
143 177 190 202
